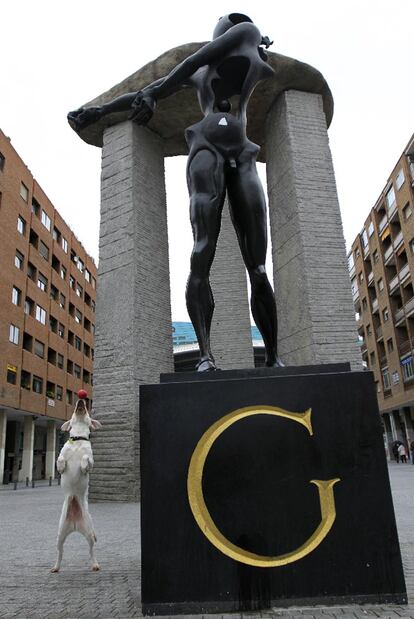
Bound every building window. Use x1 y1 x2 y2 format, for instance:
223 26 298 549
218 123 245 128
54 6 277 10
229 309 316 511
403 203 412 220
378 278 384 292
34 339 45 358
29 229 39 249
35 305 46 325
39 240 49 261
56 385 63 401
69 276 75 290
24 297 34 316
369 351 376 366
361 230 368 248
27 262 36 281
49 315 58 333
368 221 374 237
12 286 21 306
351 277 357 295
58 323 65 338
60 265 66 280
383 307 389 322
85 269 91 283
386 186 396 211
23 332 33 352
32 375 43 394
9 324 20 345
7 364 17 385
83 370 90 384
62 237 68 253
75 309 82 324
401 355 414 381
386 338 394 353
21 370 31 390
76 283 83 298
67 360 73 375
17 216 26 235
382 367 391 390
74 364 81 379
20 182 29 202
68 330 74 346
48 348 57 365
57 353 64 369
31 198 40 216
52 226 61 242
84 343 90 357
41 210 51 231
46 381 55 399
396 169 405 190
362 297 368 311
66 389 73 404
37 273 48 292
0 152 5 171
91 276 96 290
59 293 66 309
77 258 84 273
75 336 82 351
15 250 24 270
50 285 58 302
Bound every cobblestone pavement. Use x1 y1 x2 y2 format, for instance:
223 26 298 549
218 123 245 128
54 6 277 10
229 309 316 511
0 463 413 619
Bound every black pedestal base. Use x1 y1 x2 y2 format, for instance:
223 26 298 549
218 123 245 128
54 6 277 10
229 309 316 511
140 366 406 615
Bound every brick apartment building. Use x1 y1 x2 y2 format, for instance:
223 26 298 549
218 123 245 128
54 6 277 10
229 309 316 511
0 130 97 483
348 133 414 457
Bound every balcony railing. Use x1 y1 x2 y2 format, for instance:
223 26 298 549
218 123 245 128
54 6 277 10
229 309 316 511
376 325 383 340
405 296 414 317
399 262 410 283
367 271 374 285
379 215 388 234
363 243 370 258
384 244 394 263
352 289 360 302
393 230 403 251
389 274 400 294
387 200 397 219
372 297 379 313
394 306 405 323
399 339 411 355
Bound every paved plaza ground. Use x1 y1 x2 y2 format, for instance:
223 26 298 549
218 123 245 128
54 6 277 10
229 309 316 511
0 463 413 619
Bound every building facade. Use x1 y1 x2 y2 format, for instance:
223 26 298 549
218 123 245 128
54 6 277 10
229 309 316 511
0 130 97 483
348 134 414 458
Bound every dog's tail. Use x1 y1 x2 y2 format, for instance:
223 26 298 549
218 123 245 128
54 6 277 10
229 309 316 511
66 496 83 524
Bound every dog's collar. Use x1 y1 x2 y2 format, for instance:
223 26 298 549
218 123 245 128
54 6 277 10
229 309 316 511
68 436 90 442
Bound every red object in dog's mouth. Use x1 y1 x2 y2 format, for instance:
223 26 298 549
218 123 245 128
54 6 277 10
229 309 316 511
78 389 88 400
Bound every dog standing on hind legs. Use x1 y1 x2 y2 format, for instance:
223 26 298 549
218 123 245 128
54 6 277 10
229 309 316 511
51 390 102 573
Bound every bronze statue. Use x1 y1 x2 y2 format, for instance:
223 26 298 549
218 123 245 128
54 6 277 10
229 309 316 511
68 13 283 372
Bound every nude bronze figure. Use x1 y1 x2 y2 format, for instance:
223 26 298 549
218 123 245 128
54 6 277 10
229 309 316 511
68 13 283 372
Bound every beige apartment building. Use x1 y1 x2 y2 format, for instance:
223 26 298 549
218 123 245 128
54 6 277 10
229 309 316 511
348 133 414 458
0 130 97 483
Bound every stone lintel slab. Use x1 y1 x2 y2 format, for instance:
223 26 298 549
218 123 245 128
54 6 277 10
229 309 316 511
71 43 333 163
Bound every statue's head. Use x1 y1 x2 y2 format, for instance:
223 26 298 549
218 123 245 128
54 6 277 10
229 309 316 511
213 13 253 39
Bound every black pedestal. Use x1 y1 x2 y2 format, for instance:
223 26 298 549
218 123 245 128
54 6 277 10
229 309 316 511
140 366 406 615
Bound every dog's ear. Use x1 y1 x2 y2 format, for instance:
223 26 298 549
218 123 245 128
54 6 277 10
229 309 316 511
90 419 102 430
61 420 71 432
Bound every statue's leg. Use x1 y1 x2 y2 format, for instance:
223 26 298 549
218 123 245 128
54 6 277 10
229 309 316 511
186 149 226 371
226 158 283 367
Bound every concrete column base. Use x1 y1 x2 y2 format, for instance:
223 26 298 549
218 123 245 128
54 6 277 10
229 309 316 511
0 410 6 484
20 416 35 482
45 420 56 480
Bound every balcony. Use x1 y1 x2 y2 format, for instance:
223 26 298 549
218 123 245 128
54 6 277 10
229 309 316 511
389 274 400 294
372 297 379 313
376 325 383 341
399 339 412 356
363 243 370 259
399 262 410 284
378 215 388 234
352 288 360 303
367 271 374 286
393 230 404 251
384 244 394 264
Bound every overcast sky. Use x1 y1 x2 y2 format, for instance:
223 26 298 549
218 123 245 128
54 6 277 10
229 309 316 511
2 0 413 320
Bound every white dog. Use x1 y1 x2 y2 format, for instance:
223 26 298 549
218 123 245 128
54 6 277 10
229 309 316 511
51 397 102 573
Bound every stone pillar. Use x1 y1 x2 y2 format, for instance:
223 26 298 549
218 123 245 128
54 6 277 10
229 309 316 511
389 410 404 442
20 416 35 482
91 121 174 502
266 90 361 369
0 410 6 484
45 420 56 480
382 413 393 460
210 200 254 369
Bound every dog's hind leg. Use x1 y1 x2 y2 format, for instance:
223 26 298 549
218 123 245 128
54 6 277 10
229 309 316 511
78 505 100 571
51 503 72 573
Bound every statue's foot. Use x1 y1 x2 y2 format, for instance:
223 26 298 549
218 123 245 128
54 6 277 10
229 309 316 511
265 356 285 368
67 107 102 132
196 357 217 372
